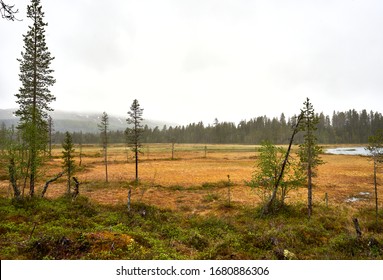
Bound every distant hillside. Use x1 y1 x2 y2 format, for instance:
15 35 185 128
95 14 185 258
0 109 175 133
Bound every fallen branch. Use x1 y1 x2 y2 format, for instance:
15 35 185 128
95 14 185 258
28 222 37 241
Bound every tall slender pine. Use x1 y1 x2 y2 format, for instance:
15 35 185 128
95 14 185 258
298 98 323 218
98 112 109 183
126 99 144 183
15 0 55 196
366 129 383 228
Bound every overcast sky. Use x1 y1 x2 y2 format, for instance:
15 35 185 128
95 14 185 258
1 0 383 125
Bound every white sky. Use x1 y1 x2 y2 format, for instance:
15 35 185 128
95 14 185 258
1 0 383 125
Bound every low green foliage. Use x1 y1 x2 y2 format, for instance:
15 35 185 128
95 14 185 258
0 197 383 260
246 141 305 211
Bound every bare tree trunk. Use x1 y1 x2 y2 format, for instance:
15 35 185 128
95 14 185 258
41 171 65 198
29 152 36 197
8 158 21 198
30 27 37 198
127 188 132 212
66 166 71 195
135 145 139 183
307 116 313 219
307 149 313 218
72 177 80 199
104 143 108 183
263 113 303 215
374 159 378 228
353 217 362 239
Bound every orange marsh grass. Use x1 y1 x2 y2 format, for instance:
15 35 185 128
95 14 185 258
0 144 381 215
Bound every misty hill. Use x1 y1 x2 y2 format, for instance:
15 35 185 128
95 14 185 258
0 109 174 133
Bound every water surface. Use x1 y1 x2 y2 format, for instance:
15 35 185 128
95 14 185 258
325 147 370 156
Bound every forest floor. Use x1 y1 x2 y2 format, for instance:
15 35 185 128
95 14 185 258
1 143 383 259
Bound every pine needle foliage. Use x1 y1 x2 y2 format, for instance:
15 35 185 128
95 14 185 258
126 99 144 183
366 129 383 228
98 112 109 183
297 98 324 218
14 0 55 196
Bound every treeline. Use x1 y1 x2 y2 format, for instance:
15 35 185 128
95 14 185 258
13 109 383 145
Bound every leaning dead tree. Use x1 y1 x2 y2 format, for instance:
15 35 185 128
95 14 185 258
72 177 80 199
262 113 303 215
41 171 66 198
41 173 80 199
352 217 362 239
0 0 20 21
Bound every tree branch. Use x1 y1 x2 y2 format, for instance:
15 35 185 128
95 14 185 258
0 0 20 21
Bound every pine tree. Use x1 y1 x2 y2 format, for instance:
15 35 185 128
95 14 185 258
366 129 383 228
62 132 75 195
15 0 55 196
298 98 323 218
98 112 109 183
126 99 144 183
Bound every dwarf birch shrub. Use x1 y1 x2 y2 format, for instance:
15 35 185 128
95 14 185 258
246 141 304 211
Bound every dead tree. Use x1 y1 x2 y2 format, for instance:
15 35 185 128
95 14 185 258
263 113 303 215
72 177 80 199
353 217 362 239
41 171 66 198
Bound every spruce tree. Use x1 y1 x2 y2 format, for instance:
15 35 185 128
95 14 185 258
98 112 109 183
126 99 144 183
298 98 323 218
15 0 55 196
366 129 383 228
